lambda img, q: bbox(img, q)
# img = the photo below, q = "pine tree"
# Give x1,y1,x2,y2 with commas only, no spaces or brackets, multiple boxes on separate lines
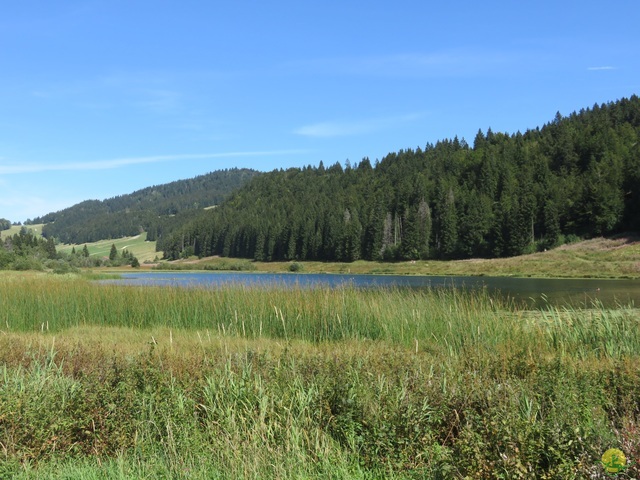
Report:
416,198,432,259
44,237,57,260
437,187,458,258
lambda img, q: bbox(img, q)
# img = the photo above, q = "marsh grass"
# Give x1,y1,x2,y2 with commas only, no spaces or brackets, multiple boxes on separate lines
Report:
1,275,510,348
1,274,639,478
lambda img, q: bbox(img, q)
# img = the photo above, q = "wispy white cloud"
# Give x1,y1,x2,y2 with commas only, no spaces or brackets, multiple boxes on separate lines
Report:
294,113,423,138
587,66,615,71
28,73,186,114
290,50,511,77
0,150,307,175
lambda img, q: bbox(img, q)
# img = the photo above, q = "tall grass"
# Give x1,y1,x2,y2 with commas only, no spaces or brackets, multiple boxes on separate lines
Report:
1,274,640,477
1,275,511,347
3,275,639,359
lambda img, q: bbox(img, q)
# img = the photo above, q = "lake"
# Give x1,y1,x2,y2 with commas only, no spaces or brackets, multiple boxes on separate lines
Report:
102,272,640,309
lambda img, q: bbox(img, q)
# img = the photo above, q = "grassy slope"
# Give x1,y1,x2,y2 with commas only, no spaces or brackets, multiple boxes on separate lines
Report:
169,235,640,279
0,224,44,239
57,232,159,263
1,225,157,265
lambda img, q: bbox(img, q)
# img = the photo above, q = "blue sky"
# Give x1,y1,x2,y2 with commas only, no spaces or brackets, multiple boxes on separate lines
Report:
1,0,638,222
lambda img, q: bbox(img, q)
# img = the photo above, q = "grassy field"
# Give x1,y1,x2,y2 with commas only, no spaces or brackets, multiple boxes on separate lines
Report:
1,226,157,263
0,223,44,239
56,232,160,263
162,235,640,279
0,273,639,478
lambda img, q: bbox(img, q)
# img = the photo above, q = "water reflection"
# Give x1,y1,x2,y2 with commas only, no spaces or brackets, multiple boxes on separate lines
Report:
102,272,640,309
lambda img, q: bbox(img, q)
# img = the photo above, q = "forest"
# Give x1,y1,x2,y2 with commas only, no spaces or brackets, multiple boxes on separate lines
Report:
159,96,640,262
33,168,260,244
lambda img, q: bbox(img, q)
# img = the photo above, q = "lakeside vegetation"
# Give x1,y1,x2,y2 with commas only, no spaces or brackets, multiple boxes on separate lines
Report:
157,235,640,279
1,273,639,478
3,216,639,280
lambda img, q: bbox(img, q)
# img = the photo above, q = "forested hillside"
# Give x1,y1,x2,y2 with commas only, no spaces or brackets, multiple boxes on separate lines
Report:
34,168,260,244
159,96,640,262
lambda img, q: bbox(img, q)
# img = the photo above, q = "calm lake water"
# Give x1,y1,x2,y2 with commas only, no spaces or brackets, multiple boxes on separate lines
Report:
103,272,640,309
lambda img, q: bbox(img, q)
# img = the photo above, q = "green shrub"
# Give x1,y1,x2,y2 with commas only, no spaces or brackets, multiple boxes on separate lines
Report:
288,262,303,272
11,257,44,271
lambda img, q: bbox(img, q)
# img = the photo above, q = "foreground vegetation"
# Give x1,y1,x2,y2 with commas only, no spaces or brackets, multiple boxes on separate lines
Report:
1,273,639,478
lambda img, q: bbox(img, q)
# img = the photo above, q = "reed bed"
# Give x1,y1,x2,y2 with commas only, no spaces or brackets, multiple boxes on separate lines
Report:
1,273,639,478
0,275,513,349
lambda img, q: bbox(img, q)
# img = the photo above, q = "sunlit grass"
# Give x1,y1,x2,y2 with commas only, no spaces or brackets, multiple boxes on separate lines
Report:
165,235,640,279
1,273,640,478
0,274,516,352
56,232,159,263
0,224,44,239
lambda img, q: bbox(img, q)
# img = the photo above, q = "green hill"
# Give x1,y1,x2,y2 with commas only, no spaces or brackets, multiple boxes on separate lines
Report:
32,168,260,245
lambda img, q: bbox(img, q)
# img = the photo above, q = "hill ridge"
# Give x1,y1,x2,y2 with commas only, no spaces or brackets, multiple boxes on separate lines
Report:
32,168,261,244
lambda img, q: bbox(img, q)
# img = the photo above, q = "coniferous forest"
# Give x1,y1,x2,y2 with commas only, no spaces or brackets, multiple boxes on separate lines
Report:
159,96,640,262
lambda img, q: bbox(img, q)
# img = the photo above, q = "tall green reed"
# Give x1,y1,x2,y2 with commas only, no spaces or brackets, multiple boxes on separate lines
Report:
536,303,640,359
0,275,518,351
2,274,638,361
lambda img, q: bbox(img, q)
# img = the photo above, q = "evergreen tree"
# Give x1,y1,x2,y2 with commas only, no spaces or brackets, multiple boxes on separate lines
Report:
436,187,458,258
416,198,432,259
44,237,57,260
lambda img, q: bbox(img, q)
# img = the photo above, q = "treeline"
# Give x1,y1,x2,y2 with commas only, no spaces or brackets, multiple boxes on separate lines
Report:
159,96,640,261
0,227,57,270
33,168,260,244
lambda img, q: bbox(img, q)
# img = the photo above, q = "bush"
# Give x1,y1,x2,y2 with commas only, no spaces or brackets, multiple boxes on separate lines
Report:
45,260,78,274
0,249,15,269
11,257,44,271
289,262,303,272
